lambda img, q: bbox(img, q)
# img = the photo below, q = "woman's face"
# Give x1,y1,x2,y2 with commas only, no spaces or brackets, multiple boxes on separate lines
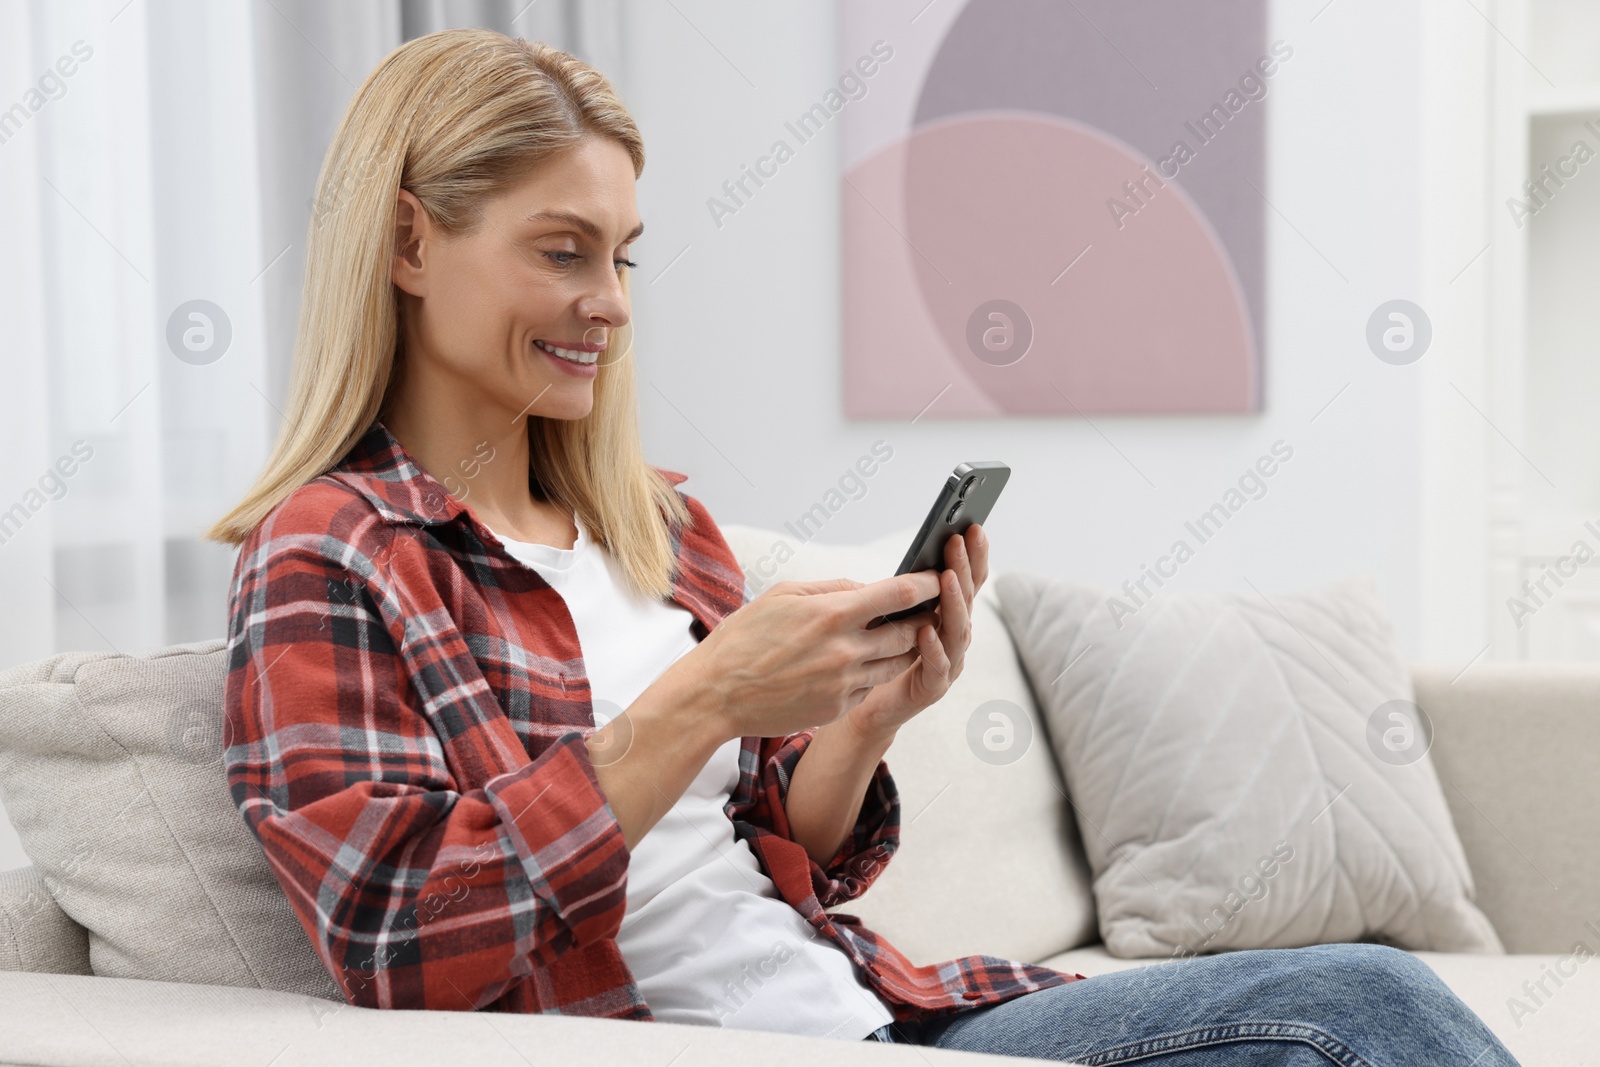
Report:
391,136,642,423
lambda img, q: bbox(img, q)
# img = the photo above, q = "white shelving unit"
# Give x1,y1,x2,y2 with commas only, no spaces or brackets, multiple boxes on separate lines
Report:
1490,0,1600,660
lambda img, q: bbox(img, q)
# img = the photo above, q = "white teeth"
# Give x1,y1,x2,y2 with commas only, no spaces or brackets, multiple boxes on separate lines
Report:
535,339,599,365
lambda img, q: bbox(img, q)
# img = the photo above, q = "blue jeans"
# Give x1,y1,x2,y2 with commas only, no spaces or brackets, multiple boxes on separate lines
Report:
863,944,1519,1065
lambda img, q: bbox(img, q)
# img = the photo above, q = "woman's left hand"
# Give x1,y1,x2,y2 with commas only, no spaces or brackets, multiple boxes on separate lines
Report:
841,523,988,744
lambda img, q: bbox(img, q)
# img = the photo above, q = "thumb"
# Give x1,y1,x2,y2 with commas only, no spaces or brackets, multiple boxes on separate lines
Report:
781,577,865,596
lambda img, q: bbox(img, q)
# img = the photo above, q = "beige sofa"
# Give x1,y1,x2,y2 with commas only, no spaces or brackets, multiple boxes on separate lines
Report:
0,524,1596,1067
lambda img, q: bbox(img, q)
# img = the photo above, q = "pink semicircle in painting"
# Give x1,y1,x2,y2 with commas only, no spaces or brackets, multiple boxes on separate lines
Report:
842,111,1258,417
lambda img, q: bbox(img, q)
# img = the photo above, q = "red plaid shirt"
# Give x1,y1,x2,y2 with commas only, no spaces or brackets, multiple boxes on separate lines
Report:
224,419,1079,1023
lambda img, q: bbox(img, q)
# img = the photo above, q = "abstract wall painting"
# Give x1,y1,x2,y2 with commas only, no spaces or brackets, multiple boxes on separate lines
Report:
841,0,1274,417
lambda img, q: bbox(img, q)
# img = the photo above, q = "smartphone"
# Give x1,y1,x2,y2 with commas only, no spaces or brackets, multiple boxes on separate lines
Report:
874,461,1010,626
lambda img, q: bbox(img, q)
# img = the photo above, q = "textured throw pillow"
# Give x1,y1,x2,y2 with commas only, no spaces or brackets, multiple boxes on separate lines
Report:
993,572,1503,959
720,524,1098,964
0,641,341,998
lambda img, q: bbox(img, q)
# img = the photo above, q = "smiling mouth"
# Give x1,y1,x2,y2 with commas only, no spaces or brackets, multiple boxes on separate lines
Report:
534,339,601,365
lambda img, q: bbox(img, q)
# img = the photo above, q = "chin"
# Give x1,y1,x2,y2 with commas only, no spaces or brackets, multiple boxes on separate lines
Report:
538,394,595,421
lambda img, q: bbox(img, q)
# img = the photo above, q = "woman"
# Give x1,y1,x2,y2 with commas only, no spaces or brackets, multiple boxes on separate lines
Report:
206,29,1518,1064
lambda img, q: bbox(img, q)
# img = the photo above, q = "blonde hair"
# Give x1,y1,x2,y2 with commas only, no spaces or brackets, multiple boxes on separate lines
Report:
202,28,690,599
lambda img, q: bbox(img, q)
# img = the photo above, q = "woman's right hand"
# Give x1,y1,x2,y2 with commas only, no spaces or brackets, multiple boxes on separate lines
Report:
675,573,944,741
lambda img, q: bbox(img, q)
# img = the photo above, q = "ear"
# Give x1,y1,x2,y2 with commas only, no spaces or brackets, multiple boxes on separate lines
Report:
392,188,431,297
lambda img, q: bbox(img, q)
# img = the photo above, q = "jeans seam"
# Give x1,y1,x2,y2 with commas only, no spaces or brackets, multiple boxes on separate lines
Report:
1078,1021,1379,1067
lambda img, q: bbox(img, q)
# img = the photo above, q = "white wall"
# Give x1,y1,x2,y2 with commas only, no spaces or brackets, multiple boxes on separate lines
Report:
624,0,1458,661
1418,0,1494,666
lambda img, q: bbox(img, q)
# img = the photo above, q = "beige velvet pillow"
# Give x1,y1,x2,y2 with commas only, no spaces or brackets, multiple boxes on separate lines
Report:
993,572,1503,959
0,641,341,998
719,524,1098,965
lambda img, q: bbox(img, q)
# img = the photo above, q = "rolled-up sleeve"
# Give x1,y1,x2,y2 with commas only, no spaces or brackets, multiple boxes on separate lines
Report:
224,518,629,1011
740,729,901,909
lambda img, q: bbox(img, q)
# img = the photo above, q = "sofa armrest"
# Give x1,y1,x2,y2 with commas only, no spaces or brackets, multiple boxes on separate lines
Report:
1413,663,1600,954
0,866,91,975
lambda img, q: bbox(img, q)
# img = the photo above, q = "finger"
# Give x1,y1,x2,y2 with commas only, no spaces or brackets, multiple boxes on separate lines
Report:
919,622,953,685
945,531,975,604
936,568,970,669
840,570,942,625
782,577,865,596
860,609,938,658
966,523,990,594
857,648,920,687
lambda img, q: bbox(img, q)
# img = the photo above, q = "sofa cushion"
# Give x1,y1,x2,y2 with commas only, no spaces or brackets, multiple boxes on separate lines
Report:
720,524,1098,965
994,572,1501,959
0,969,1077,1067
0,641,340,998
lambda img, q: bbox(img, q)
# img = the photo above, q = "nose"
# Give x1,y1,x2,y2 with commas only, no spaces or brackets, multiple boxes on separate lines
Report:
576,277,630,350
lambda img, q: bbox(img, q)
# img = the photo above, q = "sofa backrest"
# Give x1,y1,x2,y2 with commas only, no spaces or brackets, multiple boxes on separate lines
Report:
1413,663,1600,954
16,529,1585,981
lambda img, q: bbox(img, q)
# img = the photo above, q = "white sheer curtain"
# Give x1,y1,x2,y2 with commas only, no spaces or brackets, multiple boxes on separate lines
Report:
0,0,623,868
0,0,623,668
2,0,167,668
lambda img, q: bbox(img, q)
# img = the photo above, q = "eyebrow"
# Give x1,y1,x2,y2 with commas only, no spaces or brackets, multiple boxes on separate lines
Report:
522,210,644,244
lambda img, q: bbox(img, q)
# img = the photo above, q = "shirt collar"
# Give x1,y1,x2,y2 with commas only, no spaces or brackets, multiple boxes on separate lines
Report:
325,420,688,528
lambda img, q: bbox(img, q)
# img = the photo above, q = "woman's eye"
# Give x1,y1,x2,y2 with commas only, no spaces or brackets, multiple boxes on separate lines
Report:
543,251,636,271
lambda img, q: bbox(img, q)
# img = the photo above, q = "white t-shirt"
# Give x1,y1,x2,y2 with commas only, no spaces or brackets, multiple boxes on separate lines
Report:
484,515,895,1041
